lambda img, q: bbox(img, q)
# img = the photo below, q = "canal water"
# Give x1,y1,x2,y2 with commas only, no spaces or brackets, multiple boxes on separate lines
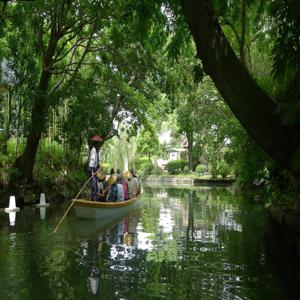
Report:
0,186,291,299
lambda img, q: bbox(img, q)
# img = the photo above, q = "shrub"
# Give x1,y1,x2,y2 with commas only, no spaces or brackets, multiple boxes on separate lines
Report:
142,162,154,176
166,160,187,175
218,162,231,178
211,165,219,178
183,166,189,174
135,157,149,170
152,165,163,175
0,153,14,186
196,164,207,175
135,157,151,175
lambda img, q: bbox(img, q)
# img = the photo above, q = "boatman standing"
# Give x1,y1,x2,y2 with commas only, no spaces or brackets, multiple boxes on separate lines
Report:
88,135,102,201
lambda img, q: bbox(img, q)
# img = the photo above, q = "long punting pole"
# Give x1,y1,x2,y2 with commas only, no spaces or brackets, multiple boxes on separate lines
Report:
53,175,93,233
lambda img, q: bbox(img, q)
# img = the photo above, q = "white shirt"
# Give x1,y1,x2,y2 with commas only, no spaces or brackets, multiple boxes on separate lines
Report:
88,146,99,168
117,183,124,202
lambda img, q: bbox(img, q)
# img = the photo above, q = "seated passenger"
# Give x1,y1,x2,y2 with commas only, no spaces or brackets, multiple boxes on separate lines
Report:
102,177,109,199
120,173,129,200
96,171,106,202
125,171,135,198
116,176,124,202
130,169,141,195
106,175,118,202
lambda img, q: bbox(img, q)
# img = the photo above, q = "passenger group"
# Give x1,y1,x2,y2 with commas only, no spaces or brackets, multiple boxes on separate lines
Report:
88,135,141,202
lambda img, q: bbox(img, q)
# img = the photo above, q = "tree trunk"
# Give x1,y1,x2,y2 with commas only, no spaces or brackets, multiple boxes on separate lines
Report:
182,0,300,173
187,133,193,171
13,94,50,183
1,91,11,154
13,27,59,184
240,0,247,68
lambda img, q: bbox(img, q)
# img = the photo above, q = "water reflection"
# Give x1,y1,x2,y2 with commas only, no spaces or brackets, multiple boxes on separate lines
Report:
73,215,140,297
39,207,46,220
87,239,101,295
0,186,283,299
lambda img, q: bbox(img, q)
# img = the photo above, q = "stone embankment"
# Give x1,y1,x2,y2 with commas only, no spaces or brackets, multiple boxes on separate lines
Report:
144,176,235,186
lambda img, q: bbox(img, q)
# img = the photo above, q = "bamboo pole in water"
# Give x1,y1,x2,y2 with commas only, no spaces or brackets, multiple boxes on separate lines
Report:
53,175,93,233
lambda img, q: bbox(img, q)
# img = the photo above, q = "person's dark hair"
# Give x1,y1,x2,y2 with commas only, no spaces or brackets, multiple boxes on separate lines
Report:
130,168,137,177
89,140,100,151
116,168,121,175
110,168,115,175
95,142,101,149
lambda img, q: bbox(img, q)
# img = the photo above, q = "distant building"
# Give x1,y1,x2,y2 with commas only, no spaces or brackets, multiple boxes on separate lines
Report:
156,130,188,169
168,148,186,161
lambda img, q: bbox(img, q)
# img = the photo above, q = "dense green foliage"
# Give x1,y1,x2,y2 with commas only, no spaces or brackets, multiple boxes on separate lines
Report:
0,0,300,207
0,139,86,202
166,160,187,175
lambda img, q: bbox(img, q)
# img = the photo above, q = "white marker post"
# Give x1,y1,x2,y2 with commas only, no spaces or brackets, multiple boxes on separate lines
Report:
5,196,20,212
36,193,50,207
8,212,16,226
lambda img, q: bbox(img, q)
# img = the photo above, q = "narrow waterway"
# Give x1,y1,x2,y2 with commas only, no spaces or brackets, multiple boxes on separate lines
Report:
0,186,292,299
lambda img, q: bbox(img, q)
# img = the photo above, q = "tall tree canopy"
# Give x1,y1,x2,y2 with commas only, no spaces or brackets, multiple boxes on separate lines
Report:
1,0,300,191
1,0,170,184
180,0,300,174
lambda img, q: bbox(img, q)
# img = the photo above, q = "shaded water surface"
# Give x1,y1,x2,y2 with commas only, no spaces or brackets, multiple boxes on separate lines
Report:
0,186,286,299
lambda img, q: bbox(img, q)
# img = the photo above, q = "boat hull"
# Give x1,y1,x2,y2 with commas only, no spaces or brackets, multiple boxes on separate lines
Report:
73,197,140,220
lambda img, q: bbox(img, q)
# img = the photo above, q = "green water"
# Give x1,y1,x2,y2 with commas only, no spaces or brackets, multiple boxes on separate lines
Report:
0,186,287,299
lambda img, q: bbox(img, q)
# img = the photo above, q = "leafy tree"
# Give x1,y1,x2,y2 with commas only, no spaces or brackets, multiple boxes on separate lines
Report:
137,126,160,163
180,0,300,176
3,0,170,184
5,0,108,183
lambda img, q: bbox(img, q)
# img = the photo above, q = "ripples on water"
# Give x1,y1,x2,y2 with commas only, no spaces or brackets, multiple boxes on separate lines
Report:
0,186,285,299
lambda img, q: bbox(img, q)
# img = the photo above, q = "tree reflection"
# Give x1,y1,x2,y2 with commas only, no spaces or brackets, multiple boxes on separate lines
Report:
0,186,281,299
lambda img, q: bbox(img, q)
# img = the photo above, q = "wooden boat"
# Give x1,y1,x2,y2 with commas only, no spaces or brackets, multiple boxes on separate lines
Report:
73,196,140,220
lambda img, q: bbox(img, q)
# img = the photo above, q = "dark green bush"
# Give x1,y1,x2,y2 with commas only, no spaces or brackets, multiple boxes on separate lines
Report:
34,144,86,189
135,157,149,170
142,162,154,176
211,165,219,178
218,162,231,178
152,165,164,175
166,160,187,175
0,153,14,186
196,164,207,175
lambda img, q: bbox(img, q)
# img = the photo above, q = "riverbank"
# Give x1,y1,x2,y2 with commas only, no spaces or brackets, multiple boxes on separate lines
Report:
0,141,87,207
0,172,87,208
143,175,235,186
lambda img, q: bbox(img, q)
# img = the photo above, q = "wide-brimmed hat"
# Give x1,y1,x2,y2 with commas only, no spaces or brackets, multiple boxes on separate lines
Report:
124,171,132,179
96,171,106,180
91,135,103,142
108,175,117,185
